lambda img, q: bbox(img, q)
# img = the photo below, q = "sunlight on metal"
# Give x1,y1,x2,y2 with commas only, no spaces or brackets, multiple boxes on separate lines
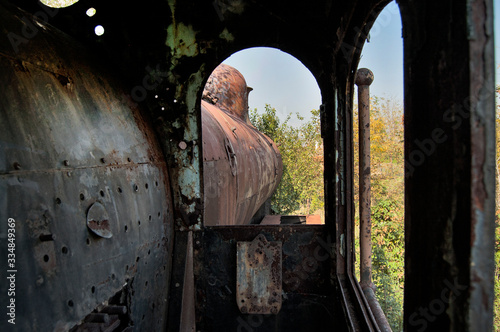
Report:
94,25,105,36
40,0,79,8
86,8,96,17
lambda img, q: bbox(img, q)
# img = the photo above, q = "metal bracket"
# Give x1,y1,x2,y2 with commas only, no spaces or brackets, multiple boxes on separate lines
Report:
236,234,282,315
86,202,112,238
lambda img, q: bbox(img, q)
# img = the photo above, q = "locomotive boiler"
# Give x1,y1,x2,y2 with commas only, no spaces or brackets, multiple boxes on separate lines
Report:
202,64,283,226
0,2,281,330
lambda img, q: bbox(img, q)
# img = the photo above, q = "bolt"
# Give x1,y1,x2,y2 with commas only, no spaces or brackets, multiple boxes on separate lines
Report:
36,275,44,286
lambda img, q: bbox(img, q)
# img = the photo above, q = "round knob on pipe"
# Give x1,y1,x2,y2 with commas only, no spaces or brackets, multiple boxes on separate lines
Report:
355,68,374,86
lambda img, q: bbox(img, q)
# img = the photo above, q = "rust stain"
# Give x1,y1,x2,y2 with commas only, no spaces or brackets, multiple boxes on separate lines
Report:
202,63,253,125
202,64,283,225
236,234,282,315
86,202,113,238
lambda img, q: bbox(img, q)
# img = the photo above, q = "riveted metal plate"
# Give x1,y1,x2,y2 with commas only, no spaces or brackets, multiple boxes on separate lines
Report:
236,234,282,315
86,202,112,238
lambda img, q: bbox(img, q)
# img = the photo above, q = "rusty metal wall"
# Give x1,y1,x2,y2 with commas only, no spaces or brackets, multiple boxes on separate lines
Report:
399,0,496,331
189,225,344,332
202,100,282,226
0,4,174,331
203,63,253,125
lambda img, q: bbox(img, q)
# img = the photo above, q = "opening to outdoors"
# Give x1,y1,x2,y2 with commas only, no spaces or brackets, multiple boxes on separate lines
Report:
352,2,404,330
201,47,323,227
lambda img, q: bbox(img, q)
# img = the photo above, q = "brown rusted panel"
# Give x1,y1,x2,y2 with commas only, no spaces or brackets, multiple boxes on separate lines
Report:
236,234,282,315
203,64,253,125
202,65,283,226
202,102,238,226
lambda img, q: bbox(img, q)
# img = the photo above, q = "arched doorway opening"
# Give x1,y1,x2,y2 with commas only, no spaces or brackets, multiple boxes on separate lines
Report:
201,47,324,226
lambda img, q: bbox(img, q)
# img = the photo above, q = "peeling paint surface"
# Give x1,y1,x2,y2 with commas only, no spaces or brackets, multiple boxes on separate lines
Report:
237,234,282,314
166,23,199,58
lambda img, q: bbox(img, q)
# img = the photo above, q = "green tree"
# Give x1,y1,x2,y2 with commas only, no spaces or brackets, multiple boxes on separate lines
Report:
371,199,404,331
250,105,324,215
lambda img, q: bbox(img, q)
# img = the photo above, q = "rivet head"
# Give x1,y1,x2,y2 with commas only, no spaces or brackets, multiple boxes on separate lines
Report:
36,275,44,286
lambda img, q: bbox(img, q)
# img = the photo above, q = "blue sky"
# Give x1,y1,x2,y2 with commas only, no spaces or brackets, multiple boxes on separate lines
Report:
223,1,499,124
223,47,322,124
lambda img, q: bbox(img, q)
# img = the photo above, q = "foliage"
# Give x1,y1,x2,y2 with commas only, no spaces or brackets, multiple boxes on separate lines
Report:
250,105,324,215
371,199,404,331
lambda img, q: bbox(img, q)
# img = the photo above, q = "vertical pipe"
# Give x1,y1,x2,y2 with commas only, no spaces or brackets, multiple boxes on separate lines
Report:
355,68,392,332
355,68,374,288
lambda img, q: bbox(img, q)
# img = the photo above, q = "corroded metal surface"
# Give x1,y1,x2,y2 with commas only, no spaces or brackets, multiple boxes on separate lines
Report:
355,68,391,331
236,234,282,314
467,0,496,330
86,202,112,239
203,63,253,124
202,65,283,226
0,5,174,331
400,0,495,331
192,225,340,332
355,68,373,288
